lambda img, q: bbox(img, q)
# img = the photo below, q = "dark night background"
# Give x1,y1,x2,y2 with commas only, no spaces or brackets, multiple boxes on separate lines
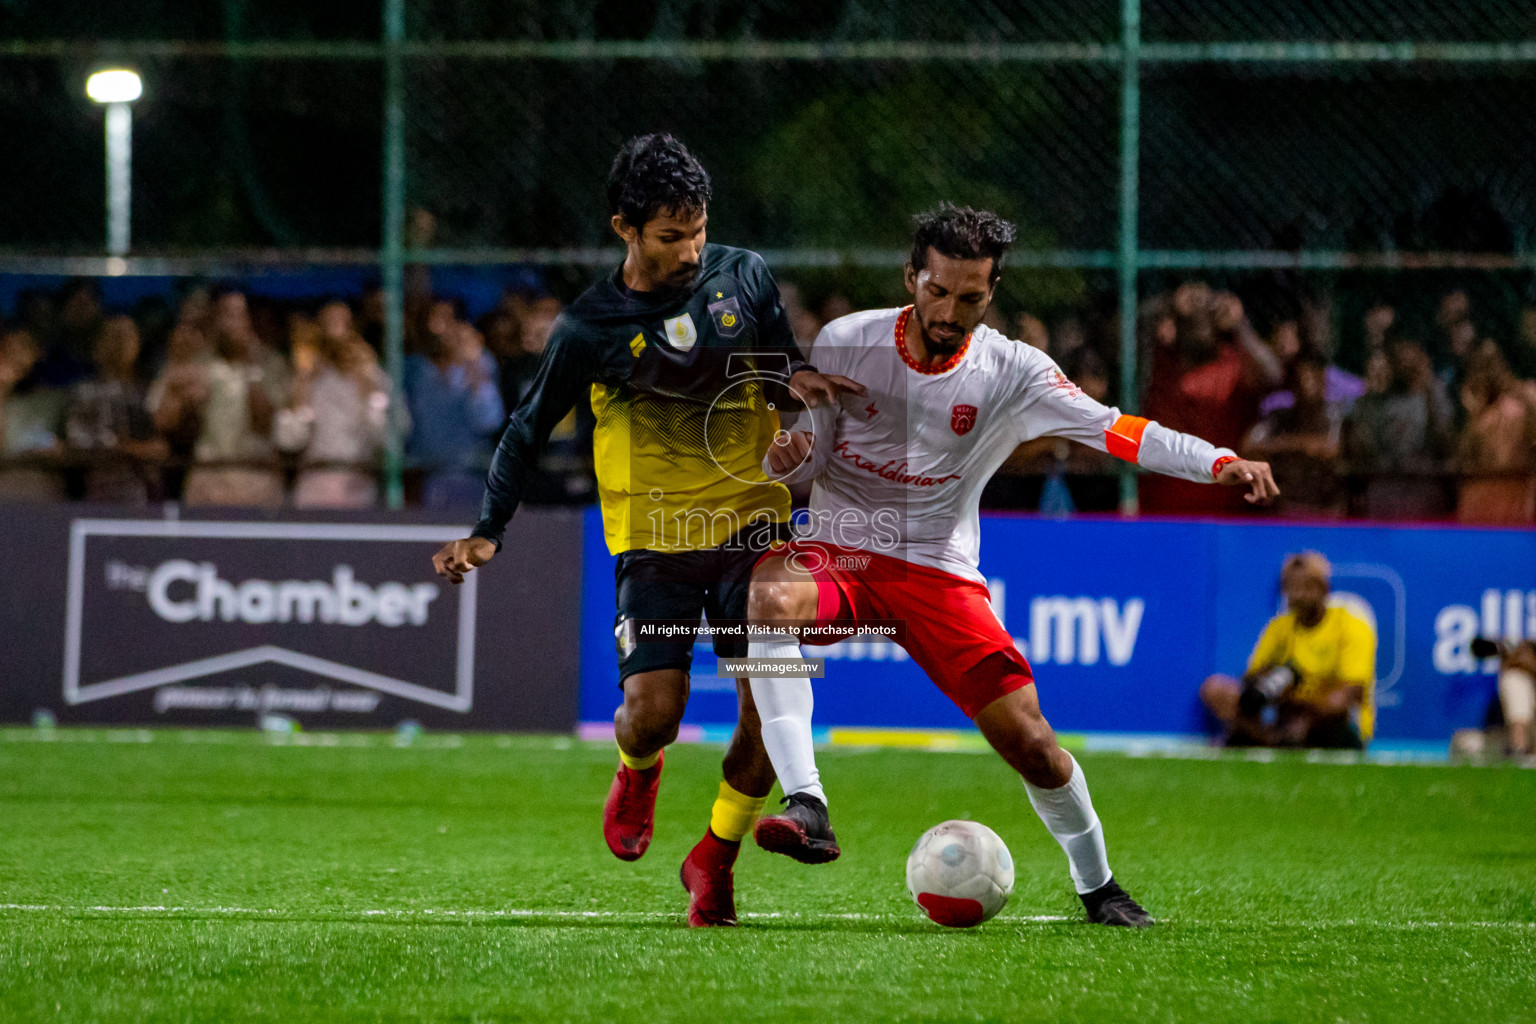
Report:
1,0,1534,258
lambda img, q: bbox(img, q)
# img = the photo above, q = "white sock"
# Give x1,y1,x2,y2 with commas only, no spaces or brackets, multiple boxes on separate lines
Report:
1023,752,1111,894
748,634,825,805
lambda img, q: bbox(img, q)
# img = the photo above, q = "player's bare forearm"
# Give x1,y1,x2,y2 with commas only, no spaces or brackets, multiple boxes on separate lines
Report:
1215,458,1279,505
431,537,497,585
767,429,815,477
789,368,866,407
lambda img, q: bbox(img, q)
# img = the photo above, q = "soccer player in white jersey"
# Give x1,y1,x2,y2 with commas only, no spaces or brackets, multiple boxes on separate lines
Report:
740,205,1278,926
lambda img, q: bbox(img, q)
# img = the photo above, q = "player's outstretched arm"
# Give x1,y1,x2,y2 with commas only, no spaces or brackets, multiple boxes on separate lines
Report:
1013,350,1278,505
473,321,592,550
1214,457,1279,505
432,537,497,585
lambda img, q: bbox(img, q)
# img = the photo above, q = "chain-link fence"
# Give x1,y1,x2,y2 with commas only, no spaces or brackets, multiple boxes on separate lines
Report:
3,0,1535,512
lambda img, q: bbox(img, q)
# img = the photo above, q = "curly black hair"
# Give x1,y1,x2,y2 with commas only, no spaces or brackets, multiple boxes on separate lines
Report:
606,134,712,230
909,204,1017,284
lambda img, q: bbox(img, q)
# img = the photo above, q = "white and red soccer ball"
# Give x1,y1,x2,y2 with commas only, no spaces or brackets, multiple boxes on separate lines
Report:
906,820,1014,927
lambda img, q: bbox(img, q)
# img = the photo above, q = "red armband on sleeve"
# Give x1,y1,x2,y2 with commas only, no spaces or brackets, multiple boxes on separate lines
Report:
1212,455,1238,480
1104,415,1149,463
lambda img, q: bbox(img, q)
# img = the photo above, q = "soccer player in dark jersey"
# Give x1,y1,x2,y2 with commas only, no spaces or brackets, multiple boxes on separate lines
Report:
431,134,863,926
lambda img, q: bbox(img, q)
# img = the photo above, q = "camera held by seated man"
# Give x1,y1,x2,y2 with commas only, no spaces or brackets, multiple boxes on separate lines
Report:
1201,551,1377,750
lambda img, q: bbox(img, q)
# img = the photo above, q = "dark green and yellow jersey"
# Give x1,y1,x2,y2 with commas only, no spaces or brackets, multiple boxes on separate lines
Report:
472,244,807,554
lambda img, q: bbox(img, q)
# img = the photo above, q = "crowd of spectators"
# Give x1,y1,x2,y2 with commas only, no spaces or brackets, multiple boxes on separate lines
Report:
983,278,1536,525
0,277,588,510
2,271,1534,524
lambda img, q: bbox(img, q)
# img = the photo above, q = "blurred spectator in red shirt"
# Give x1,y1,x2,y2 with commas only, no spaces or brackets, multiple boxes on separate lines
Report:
1139,282,1283,514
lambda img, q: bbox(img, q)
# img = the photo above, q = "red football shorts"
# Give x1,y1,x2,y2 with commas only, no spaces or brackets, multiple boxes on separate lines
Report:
757,540,1034,718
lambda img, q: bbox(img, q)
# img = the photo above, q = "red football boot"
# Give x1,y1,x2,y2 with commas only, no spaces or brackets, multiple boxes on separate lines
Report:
601,750,664,862
680,829,740,927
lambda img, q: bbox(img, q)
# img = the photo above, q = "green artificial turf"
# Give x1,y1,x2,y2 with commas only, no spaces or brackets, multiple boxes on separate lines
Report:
1,729,1533,1023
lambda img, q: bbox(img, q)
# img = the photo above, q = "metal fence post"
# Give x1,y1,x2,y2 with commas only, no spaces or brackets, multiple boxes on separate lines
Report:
1118,0,1142,515
381,0,406,509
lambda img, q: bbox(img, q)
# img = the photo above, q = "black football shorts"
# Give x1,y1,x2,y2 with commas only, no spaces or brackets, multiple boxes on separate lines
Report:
612,521,789,683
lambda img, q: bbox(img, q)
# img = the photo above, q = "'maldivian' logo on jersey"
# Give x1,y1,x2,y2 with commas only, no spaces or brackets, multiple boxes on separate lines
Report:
833,441,962,487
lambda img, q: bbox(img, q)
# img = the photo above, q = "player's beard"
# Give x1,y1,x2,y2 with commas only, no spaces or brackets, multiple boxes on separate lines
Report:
916,312,967,357
633,252,701,296
663,259,702,291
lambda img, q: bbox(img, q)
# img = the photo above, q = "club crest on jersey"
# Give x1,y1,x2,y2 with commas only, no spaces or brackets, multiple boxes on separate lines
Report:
951,404,978,436
708,296,745,337
663,312,698,351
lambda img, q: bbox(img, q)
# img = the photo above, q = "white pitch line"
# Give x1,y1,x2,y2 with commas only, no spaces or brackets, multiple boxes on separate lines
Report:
1,905,1533,929
0,903,1062,923
6,728,1533,769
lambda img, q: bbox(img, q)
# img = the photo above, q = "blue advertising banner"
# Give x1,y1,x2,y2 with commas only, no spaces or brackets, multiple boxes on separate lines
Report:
1207,522,1535,742
578,507,1536,745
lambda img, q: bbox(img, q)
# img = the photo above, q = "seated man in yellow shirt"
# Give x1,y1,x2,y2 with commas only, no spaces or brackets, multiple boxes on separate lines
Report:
1201,551,1377,750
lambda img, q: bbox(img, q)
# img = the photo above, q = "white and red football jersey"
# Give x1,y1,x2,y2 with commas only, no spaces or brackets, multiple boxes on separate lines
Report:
770,306,1236,583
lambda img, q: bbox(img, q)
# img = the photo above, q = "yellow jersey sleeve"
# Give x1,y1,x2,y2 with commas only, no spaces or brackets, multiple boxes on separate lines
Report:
1246,615,1291,676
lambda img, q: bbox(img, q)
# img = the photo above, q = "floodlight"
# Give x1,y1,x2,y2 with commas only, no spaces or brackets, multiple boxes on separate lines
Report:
86,69,143,104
